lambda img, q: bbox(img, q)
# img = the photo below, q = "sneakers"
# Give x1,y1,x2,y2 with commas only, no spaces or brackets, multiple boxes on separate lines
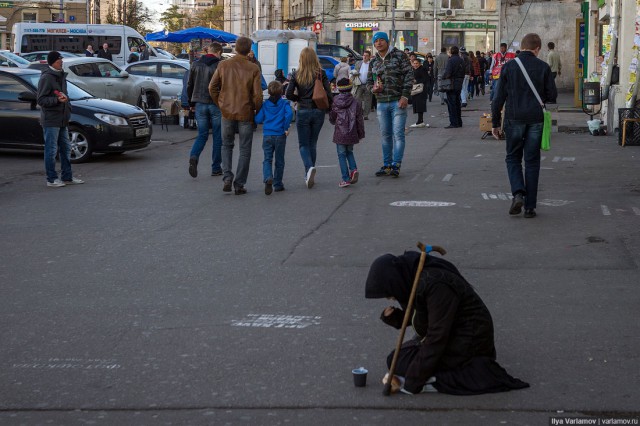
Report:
305,166,316,189
509,194,524,215
188,156,198,178
338,180,351,188
524,209,537,218
63,177,84,185
390,163,400,178
349,169,359,184
410,122,426,128
47,179,65,188
274,186,285,192
265,177,273,195
375,166,391,177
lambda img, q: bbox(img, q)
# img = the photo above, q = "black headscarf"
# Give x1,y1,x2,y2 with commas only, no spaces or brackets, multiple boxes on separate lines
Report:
365,251,463,306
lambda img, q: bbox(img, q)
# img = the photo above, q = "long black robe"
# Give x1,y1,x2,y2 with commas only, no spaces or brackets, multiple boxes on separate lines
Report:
365,251,529,395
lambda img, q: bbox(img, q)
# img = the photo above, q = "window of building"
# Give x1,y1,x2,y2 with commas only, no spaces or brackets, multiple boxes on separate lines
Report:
354,0,377,8
22,12,37,22
52,13,64,22
441,0,463,9
480,0,496,11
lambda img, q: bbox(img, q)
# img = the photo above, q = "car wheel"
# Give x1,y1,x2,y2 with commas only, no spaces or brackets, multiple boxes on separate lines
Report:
68,125,93,163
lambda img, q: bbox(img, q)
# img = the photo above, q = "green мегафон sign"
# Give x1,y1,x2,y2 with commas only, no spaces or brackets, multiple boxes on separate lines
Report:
0,1,15,7
442,22,497,30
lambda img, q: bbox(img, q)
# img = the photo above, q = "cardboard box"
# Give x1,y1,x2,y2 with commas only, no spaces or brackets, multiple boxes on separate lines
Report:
479,116,493,132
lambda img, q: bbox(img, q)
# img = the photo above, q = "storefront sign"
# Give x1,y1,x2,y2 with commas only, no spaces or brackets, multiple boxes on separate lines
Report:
24,28,88,34
345,22,379,31
0,1,14,7
441,22,497,30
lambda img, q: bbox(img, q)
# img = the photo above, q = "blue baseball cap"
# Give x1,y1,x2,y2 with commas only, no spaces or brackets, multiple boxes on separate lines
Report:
372,32,389,43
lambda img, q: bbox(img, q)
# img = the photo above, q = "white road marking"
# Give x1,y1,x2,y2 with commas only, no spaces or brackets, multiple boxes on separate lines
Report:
481,193,489,200
601,205,611,216
442,174,453,182
541,156,546,161
552,156,561,162
424,174,434,182
497,192,508,200
410,174,420,182
489,194,498,199
562,157,575,161
12,358,121,370
231,314,321,329
538,199,574,207
633,207,640,216
390,201,456,207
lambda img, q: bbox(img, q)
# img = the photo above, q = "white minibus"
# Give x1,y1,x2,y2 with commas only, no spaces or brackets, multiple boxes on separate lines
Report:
11,23,160,66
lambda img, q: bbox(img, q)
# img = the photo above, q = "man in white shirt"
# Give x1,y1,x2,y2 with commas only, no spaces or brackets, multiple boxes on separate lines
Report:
353,50,373,120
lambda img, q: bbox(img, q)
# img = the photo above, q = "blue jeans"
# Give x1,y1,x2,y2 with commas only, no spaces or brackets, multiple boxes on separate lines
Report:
490,78,499,102
376,101,408,166
445,89,462,127
336,144,357,182
221,118,253,188
296,108,325,175
190,103,222,173
263,134,286,189
504,120,543,210
43,127,72,182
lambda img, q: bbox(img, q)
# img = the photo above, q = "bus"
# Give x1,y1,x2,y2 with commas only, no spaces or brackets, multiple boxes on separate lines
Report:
11,23,160,66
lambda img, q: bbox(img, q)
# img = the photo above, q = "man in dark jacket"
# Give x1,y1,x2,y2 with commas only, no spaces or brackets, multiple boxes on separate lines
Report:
366,31,413,178
459,47,471,107
139,44,150,61
187,42,223,178
442,46,465,128
97,43,113,61
365,250,529,395
37,51,84,188
491,33,556,219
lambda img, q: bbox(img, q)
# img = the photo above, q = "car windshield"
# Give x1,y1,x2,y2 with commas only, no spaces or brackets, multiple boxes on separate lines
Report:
22,73,94,100
1,51,30,65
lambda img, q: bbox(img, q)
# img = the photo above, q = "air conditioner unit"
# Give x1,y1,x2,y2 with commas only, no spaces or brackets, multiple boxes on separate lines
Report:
404,11,415,19
444,8,455,17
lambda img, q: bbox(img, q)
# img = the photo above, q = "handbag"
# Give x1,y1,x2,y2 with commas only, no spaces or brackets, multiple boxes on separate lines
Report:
312,71,330,110
514,58,551,151
438,78,453,92
411,83,424,96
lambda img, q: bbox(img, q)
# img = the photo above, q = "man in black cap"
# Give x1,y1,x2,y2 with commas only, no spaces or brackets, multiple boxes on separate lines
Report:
36,51,84,187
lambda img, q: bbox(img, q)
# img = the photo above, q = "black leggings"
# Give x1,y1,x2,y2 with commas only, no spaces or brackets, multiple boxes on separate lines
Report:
417,112,424,124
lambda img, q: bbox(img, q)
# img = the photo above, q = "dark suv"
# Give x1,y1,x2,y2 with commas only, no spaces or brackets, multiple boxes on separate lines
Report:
316,44,362,65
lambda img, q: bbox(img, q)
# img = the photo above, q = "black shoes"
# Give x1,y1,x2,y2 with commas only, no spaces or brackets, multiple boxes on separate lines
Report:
274,186,285,192
509,194,524,215
390,164,400,178
234,186,247,195
524,209,536,218
223,180,232,192
211,170,223,176
375,166,391,177
189,157,198,178
444,125,458,129
265,178,273,195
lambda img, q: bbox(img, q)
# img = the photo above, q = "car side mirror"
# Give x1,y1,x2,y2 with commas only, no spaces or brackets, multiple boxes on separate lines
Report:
18,91,37,102
119,71,129,78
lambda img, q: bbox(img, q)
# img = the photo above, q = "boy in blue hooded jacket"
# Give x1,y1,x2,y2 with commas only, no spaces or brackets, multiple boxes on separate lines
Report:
255,80,293,195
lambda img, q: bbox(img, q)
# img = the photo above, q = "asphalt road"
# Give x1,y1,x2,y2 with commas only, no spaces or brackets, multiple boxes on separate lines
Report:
1,99,639,426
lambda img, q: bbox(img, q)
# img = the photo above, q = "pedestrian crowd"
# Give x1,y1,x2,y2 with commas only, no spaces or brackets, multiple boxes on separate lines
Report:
39,33,559,219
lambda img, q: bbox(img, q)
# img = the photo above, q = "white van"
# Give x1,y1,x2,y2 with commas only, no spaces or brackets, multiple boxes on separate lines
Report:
11,23,160,67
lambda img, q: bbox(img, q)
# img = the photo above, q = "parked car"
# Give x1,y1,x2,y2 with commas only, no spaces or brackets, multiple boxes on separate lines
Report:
0,50,32,68
318,55,355,82
124,59,189,100
20,51,80,62
316,44,362,65
0,68,152,163
57,57,161,108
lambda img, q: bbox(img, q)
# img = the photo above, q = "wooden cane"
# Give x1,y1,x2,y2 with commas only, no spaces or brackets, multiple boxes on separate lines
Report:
383,242,446,396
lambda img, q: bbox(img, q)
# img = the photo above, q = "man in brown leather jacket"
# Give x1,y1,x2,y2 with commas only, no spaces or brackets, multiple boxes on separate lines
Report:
209,36,263,195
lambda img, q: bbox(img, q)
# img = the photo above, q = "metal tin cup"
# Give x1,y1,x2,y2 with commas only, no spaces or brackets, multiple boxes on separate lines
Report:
352,367,368,387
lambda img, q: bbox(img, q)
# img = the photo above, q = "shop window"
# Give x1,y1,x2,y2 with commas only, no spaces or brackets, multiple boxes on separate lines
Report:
22,12,37,22
480,0,496,10
441,0,463,9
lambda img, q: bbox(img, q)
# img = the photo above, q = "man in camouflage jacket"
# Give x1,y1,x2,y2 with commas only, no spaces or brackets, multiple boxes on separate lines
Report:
366,31,414,178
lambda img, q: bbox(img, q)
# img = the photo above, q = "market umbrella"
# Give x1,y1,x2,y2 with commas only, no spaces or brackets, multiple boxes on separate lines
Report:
145,27,238,44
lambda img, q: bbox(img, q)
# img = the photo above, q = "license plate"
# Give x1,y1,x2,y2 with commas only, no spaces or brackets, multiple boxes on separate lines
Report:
136,127,150,137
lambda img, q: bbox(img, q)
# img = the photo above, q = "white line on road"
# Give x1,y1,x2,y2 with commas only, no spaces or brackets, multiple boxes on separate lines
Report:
481,193,489,200
411,174,420,182
498,192,508,200
425,174,434,182
390,201,456,207
562,157,576,161
632,207,640,216
442,174,453,182
601,205,611,216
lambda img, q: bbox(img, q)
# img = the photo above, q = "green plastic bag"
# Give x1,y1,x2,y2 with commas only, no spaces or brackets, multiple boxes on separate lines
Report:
541,110,551,151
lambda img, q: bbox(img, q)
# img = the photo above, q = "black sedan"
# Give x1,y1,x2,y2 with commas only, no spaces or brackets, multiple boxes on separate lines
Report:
0,68,152,163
